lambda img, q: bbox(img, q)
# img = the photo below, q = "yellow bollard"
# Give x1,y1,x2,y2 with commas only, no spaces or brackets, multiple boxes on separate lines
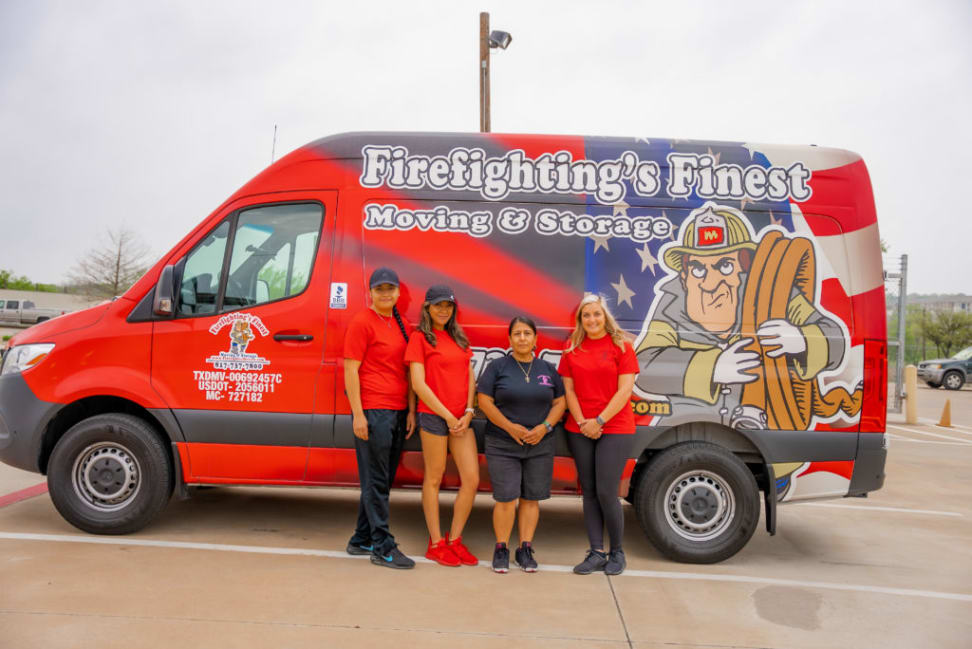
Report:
938,399,952,428
904,365,918,424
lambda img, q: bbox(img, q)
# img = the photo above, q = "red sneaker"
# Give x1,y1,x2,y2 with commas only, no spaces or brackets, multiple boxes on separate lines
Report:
446,534,479,566
425,537,461,567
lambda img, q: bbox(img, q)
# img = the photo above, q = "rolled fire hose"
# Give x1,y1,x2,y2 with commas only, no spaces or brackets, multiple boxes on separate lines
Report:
739,232,862,429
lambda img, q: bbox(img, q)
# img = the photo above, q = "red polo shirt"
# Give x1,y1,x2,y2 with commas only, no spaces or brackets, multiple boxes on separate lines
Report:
344,309,412,410
558,335,639,435
405,329,472,418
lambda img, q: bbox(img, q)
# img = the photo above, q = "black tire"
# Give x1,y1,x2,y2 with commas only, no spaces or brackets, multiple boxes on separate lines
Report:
943,371,965,391
926,382,941,389
47,413,173,534
634,442,759,564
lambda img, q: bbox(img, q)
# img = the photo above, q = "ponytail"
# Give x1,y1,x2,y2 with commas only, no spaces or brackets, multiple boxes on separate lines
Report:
392,305,409,343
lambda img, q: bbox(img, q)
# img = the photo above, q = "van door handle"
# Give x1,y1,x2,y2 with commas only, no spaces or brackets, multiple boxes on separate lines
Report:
273,333,313,342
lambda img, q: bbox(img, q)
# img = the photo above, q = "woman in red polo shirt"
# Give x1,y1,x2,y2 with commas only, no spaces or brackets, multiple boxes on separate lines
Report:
405,285,479,567
559,293,638,576
344,268,416,570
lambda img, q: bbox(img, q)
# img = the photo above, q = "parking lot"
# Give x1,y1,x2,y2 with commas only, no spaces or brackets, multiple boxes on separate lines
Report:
1,386,971,648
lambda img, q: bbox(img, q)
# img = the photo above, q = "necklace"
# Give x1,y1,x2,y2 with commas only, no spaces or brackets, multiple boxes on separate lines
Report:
372,307,394,329
513,355,534,383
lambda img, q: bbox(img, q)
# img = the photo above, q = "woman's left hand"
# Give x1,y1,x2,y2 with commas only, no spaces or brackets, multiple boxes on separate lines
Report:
522,424,546,445
405,410,416,439
450,411,473,435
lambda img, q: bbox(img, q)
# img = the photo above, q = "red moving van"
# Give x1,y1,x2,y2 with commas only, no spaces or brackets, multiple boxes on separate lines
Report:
0,132,887,563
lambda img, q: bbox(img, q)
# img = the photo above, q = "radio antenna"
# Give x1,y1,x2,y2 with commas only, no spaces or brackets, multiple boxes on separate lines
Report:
271,124,278,163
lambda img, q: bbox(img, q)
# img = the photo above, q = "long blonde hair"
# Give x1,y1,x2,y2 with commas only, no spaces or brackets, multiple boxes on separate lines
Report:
567,293,626,353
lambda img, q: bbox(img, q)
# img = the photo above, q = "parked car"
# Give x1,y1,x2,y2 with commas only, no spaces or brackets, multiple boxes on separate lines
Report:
917,345,972,390
0,300,64,325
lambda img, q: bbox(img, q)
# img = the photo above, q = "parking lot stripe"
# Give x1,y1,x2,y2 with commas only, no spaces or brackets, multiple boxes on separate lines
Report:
0,483,47,509
918,418,972,434
885,424,972,444
886,433,972,447
790,502,963,517
1,531,970,603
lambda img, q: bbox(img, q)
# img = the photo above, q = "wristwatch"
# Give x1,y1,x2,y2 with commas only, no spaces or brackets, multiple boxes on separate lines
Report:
543,421,553,433
595,415,606,427
464,407,475,415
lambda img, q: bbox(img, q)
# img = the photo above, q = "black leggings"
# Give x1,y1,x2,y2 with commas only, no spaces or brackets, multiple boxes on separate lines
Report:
567,432,633,552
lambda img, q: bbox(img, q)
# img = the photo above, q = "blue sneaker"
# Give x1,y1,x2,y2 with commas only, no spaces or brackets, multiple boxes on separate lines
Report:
370,546,416,569
346,541,374,556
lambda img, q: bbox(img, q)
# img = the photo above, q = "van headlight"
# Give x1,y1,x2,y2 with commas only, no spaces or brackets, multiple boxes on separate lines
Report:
1,344,55,375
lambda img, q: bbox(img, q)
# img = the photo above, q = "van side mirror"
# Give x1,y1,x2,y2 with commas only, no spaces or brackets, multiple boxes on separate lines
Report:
153,265,176,316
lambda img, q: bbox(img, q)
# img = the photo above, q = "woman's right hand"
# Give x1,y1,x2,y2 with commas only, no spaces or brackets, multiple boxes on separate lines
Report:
579,418,602,439
507,423,529,445
446,415,461,432
352,414,369,441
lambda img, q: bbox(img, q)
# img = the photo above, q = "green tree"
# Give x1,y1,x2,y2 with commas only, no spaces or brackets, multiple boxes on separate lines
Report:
0,269,58,292
920,310,972,358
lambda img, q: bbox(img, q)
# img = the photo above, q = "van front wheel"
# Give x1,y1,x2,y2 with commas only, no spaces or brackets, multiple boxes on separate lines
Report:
47,413,173,534
634,442,759,564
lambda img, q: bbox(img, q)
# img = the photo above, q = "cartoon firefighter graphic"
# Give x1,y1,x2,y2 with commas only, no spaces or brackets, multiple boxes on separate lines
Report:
634,202,861,430
229,319,255,356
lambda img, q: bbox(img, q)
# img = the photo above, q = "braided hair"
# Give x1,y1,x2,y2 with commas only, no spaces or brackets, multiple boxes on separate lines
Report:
391,305,409,343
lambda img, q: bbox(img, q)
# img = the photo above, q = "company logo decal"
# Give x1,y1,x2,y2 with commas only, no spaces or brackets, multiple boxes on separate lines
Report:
206,312,271,371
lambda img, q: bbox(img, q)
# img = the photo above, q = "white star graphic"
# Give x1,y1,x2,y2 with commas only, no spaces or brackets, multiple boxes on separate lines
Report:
611,273,636,309
769,209,782,226
613,200,629,217
591,234,611,254
636,243,658,274
706,147,722,165
635,136,651,145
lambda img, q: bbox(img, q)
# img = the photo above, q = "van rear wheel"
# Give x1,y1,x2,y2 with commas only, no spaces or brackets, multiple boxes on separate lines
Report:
634,442,759,564
47,413,173,534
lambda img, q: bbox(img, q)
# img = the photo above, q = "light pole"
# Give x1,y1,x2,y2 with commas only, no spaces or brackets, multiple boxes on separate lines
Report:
479,12,512,133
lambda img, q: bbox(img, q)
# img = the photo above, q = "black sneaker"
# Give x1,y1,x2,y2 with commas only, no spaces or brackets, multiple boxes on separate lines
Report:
346,541,374,556
573,549,608,575
370,546,415,569
492,543,510,573
515,542,538,572
605,548,626,576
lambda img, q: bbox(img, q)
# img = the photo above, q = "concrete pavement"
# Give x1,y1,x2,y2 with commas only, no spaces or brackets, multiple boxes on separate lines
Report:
1,395,971,648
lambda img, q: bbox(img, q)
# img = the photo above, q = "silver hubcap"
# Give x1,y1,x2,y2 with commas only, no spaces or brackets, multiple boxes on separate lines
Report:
664,470,735,542
72,442,141,512
945,374,962,389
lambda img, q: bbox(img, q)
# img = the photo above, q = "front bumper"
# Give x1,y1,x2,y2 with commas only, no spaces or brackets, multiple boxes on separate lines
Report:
0,373,60,473
917,367,945,383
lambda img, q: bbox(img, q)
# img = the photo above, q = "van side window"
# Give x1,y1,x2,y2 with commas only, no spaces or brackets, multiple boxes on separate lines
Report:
180,221,230,315
24,301,35,309
222,203,323,309
6,301,18,309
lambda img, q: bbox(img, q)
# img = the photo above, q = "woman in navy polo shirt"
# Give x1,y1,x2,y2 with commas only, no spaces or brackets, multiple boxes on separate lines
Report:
478,316,565,573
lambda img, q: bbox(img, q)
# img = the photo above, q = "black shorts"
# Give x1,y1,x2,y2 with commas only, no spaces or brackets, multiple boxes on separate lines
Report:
418,412,450,437
485,434,554,502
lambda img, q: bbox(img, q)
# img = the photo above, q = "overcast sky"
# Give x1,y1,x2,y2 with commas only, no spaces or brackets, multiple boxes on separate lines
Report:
1,0,969,294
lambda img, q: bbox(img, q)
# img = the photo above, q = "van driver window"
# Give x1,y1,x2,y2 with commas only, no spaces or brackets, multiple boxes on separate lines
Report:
179,221,230,315
222,203,322,310
6,301,18,309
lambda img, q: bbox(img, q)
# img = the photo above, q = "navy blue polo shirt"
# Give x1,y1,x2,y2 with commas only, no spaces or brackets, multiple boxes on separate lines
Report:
477,354,565,439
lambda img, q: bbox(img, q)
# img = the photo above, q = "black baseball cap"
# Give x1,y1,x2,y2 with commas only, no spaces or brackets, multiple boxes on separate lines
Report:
369,267,400,288
424,284,456,304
